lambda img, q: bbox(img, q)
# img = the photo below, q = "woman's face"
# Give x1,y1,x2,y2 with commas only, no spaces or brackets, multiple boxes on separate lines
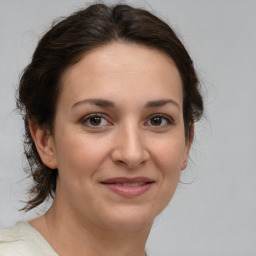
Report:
48,42,191,231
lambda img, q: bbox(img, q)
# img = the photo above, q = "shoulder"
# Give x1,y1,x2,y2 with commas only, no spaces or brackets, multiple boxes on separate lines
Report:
0,222,25,256
0,222,58,256
145,249,153,256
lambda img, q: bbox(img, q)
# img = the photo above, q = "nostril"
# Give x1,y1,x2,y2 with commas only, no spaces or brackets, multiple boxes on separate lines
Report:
115,159,127,166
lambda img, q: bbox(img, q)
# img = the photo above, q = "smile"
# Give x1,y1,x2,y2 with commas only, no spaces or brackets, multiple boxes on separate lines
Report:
116,182,147,187
100,177,155,197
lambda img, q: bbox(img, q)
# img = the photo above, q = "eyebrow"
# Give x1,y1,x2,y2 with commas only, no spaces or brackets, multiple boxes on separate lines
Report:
72,98,115,109
72,98,180,110
145,99,180,110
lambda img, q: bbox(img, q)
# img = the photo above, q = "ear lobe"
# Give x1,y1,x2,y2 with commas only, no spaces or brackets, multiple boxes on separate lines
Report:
181,123,194,171
29,120,57,169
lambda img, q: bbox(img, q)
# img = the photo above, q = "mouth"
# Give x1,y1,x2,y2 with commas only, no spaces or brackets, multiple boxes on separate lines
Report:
100,177,155,197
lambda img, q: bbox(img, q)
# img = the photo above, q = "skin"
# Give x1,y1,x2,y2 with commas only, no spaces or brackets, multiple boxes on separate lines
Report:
29,42,192,256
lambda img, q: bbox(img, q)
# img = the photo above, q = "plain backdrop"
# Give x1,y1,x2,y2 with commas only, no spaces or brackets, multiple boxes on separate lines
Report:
0,0,255,255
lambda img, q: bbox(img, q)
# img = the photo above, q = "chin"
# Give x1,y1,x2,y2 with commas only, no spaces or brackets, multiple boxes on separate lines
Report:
97,205,158,232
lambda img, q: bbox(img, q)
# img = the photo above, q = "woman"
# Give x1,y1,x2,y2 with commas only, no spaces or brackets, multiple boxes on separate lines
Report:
0,3,203,256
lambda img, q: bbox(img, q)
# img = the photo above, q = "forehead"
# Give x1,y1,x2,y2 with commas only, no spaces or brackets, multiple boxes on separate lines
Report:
59,42,183,109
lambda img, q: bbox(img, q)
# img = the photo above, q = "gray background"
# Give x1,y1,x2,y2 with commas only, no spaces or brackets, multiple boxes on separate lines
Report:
1,0,255,255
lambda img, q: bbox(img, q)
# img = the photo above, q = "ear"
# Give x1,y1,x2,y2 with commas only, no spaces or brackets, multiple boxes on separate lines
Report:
29,120,57,169
181,123,194,171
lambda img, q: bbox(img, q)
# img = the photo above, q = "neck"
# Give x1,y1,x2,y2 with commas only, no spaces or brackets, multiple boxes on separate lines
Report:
30,201,152,256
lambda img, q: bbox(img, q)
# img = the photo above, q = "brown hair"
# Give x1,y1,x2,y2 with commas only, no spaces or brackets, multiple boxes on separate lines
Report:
17,3,203,211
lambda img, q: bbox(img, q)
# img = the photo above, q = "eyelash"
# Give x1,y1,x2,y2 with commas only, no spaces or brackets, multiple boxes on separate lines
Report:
145,114,174,128
81,113,174,129
81,113,111,128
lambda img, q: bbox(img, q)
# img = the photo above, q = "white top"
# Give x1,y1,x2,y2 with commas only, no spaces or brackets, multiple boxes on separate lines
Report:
0,221,58,256
0,221,151,256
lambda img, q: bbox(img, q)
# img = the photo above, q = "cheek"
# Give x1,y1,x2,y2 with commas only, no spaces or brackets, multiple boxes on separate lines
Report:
151,134,186,196
53,133,112,210
54,132,111,179
151,134,186,173
145,137,185,216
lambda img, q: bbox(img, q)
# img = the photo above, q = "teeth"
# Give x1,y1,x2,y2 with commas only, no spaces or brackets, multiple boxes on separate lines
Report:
119,182,146,187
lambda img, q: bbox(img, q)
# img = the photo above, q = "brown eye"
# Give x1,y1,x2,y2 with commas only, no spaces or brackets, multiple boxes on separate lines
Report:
146,114,173,128
150,116,163,126
82,114,110,128
89,116,102,126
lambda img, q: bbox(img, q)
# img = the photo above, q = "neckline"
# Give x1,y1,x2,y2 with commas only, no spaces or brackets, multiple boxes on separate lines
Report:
21,221,150,256
17,221,59,255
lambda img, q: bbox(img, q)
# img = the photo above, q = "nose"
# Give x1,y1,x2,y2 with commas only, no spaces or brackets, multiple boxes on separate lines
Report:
111,123,149,169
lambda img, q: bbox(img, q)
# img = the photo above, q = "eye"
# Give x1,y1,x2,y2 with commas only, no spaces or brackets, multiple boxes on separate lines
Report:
145,114,173,127
81,114,111,128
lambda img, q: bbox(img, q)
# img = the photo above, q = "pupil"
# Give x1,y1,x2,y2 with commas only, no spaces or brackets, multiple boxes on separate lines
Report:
90,116,101,125
151,116,162,125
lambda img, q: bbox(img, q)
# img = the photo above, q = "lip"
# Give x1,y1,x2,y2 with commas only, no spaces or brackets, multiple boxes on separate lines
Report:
100,177,155,197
